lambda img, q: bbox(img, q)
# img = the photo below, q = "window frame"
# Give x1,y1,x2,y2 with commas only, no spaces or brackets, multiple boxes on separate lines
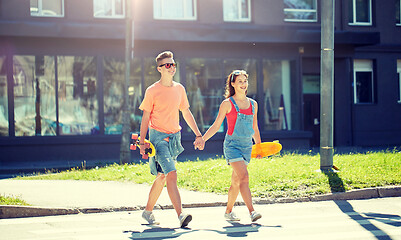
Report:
353,59,375,104
93,0,125,19
153,0,197,21
283,0,318,23
223,0,252,23
30,0,65,18
348,0,372,26
397,59,401,103
397,0,401,26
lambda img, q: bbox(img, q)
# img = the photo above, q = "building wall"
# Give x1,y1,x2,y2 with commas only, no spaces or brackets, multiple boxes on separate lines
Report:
0,0,400,165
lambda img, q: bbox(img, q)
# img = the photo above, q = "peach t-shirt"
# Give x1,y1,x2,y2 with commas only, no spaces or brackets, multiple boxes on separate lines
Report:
139,81,190,134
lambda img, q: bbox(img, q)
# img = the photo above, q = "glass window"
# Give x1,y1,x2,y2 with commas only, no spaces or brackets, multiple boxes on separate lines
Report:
153,0,196,20
223,0,251,22
353,59,374,104
93,0,125,18
13,56,57,136
302,75,320,94
284,0,317,22
30,0,64,17
397,59,401,103
57,56,98,135
143,58,159,90
0,56,8,136
103,58,125,135
129,59,143,132
186,58,225,133
263,60,292,130
397,0,401,25
348,0,372,26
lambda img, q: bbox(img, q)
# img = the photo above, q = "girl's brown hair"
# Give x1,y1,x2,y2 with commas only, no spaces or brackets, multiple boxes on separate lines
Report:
224,70,248,99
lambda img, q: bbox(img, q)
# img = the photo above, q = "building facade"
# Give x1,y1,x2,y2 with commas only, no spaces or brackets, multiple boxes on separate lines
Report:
1,0,400,163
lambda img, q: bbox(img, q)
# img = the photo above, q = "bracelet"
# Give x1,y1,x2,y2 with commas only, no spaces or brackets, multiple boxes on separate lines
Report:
195,136,202,138
139,143,145,145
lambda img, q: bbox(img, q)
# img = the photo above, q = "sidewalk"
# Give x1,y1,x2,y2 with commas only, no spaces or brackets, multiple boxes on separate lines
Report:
1,179,400,219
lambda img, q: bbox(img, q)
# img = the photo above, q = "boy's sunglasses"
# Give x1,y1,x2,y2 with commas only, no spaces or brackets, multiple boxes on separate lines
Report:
159,63,177,69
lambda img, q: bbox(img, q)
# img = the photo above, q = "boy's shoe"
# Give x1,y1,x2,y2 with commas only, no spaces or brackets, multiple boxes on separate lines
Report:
179,213,192,228
142,210,159,225
224,212,240,221
250,211,262,222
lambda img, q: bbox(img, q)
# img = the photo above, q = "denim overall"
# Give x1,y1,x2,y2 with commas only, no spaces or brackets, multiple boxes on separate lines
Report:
223,97,255,165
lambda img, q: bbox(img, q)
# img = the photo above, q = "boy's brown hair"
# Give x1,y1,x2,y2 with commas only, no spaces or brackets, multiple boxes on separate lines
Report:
155,51,174,66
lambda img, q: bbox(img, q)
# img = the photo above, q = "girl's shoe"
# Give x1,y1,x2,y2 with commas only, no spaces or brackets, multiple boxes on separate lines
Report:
224,211,240,221
142,210,160,225
179,212,192,228
250,211,262,222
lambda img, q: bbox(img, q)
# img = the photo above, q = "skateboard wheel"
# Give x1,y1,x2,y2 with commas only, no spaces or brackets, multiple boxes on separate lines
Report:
130,144,136,150
131,133,138,140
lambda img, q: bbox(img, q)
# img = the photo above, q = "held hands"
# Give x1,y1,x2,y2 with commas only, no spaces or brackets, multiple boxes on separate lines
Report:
193,136,205,150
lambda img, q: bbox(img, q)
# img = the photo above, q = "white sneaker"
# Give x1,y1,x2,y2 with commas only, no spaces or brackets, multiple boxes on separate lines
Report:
250,211,262,222
179,213,192,228
142,210,159,225
224,212,240,221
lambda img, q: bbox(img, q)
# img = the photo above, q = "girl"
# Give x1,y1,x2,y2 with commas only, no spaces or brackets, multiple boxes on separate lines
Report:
201,70,262,222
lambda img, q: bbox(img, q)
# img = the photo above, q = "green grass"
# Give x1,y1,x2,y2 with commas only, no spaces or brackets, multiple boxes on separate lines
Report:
0,194,30,206
17,149,401,199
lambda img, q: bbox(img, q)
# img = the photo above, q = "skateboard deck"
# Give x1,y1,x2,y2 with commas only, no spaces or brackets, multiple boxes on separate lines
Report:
251,141,282,158
130,133,156,159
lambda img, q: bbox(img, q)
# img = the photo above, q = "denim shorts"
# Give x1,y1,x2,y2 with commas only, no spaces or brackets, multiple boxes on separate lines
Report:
154,140,177,175
223,136,252,165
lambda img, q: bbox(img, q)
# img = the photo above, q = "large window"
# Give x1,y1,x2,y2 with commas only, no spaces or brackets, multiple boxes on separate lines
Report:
153,0,196,20
103,58,125,134
13,56,57,136
397,0,401,26
30,0,64,17
223,0,251,22
93,0,125,18
263,60,291,130
353,59,374,104
398,60,401,103
57,56,98,135
0,56,7,136
284,0,317,22
186,59,224,133
128,59,143,133
348,0,372,26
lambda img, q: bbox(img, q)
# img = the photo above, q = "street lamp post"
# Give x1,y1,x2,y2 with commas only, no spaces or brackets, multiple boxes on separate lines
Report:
320,0,335,171
120,0,133,164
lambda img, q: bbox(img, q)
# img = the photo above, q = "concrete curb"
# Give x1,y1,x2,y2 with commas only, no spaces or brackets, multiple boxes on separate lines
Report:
1,186,400,219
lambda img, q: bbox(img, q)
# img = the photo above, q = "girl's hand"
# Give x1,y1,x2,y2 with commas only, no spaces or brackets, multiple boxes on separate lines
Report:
193,136,205,150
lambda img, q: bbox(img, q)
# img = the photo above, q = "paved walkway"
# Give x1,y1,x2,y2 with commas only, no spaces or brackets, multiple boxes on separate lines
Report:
1,179,400,219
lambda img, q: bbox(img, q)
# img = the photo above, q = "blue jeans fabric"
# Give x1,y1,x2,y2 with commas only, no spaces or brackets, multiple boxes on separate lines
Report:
148,128,184,175
223,97,255,165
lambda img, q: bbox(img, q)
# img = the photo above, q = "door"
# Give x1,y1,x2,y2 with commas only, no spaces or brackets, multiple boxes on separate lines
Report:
303,75,320,147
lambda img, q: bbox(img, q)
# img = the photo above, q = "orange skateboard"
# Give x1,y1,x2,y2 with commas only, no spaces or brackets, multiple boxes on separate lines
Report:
251,141,282,158
130,133,156,159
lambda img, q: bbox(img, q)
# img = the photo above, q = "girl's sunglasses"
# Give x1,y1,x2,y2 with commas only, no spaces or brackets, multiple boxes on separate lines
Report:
231,70,247,82
159,63,177,69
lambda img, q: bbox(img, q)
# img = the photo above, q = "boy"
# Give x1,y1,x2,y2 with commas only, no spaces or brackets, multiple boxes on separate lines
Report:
138,51,204,228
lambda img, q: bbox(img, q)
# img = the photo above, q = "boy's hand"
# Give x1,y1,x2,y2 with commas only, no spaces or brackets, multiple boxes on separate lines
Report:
139,143,146,156
193,136,205,150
